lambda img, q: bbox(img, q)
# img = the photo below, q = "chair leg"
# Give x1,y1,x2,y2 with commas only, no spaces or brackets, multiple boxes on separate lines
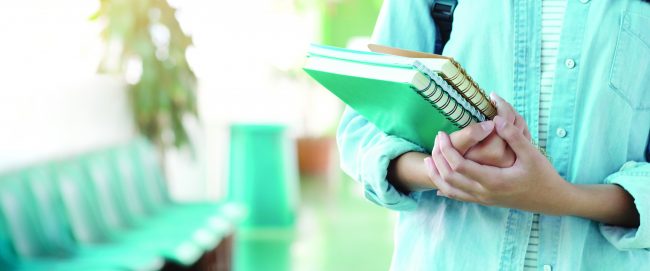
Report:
160,234,234,271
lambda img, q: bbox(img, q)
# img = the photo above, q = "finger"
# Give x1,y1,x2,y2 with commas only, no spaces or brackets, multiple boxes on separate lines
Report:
438,131,468,172
490,92,516,124
425,156,452,193
433,134,485,194
430,147,480,202
436,185,480,203
514,113,532,141
494,115,536,161
449,121,495,155
423,156,440,182
431,135,454,190
463,131,516,167
438,131,500,184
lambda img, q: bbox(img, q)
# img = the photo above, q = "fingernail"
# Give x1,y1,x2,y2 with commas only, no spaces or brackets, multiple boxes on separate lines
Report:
490,92,499,102
436,191,443,196
480,121,493,132
494,116,506,130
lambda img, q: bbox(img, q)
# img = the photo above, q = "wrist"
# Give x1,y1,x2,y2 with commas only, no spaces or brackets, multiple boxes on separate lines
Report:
387,152,436,193
554,181,582,217
540,176,579,216
562,184,640,227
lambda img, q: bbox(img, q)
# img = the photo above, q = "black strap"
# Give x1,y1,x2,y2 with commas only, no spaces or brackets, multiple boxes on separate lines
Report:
431,0,458,52
646,130,650,162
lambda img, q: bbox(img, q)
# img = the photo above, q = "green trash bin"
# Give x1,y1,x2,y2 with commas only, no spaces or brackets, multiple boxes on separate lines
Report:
228,124,299,228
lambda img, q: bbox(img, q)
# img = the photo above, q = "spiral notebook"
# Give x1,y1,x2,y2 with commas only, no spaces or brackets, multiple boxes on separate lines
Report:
303,44,496,151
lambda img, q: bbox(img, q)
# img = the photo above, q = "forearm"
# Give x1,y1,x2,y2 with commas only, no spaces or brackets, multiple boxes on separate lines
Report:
387,152,437,193
563,184,640,228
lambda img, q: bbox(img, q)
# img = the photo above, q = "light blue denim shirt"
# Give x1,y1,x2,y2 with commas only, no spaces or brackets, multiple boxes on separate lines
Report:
336,0,650,270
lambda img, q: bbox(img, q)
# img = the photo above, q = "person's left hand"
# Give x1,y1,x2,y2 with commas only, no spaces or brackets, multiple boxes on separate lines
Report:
425,115,573,214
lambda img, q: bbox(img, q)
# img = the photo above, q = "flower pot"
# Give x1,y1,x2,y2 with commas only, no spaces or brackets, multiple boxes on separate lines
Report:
296,137,335,176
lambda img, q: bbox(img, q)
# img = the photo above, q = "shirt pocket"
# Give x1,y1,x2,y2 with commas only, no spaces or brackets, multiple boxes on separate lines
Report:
609,12,650,111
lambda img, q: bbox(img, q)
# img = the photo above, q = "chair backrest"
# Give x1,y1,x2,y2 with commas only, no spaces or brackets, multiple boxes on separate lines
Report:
23,165,79,256
0,222,17,270
131,139,172,210
0,188,19,271
56,161,113,244
0,173,48,258
111,146,149,218
82,152,136,229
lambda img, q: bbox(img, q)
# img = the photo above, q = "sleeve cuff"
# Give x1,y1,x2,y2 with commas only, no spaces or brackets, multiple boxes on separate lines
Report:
359,133,426,211
600,161,650,250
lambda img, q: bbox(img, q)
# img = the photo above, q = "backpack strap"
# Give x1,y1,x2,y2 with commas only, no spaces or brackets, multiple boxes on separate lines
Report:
646,131,650,162
431,0,458,52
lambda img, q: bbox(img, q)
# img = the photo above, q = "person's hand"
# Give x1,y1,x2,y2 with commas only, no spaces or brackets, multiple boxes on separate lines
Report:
450,122,513,168
448,93,530,168
448,122,512,167
426,115,571,214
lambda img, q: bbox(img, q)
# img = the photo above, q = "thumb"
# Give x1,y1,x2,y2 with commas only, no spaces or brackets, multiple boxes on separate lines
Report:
449,121,494,155
494,115,534,159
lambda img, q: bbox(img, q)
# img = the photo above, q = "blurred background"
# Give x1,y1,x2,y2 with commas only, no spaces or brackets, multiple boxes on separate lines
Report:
0,0,395,270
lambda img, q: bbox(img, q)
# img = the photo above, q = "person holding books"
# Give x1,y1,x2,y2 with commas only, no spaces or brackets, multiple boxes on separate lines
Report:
336,0,650,270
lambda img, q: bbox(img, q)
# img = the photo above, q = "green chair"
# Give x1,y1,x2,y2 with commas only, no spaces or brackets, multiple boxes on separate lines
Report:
0,171,133,271
110,146,231,243
22,165,165,271
128,139,245,231
98,147,223,251
55,161,204,266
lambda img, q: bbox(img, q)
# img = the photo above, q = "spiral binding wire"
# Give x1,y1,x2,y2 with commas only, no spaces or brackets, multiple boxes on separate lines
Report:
411,79,475,129
414,62,486,123
446,60,497,118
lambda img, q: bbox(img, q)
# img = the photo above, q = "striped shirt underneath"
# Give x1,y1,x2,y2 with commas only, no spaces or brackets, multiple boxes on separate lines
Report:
525,0,567,270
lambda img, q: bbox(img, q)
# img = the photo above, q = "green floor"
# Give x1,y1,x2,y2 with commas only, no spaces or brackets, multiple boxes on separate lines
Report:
234,173,395,271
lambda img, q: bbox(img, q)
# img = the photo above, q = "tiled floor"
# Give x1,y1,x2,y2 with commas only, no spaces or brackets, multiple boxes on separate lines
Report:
234,173,395,271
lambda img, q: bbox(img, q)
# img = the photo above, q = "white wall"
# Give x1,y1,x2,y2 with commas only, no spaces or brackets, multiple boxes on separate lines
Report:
0,0,136,172
0,75,136,172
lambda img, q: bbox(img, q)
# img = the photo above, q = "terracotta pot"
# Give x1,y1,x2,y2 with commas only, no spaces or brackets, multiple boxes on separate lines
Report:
296,137,335,176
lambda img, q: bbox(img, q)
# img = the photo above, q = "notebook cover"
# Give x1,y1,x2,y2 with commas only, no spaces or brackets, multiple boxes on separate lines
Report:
368,43,497,118
303,67,459,151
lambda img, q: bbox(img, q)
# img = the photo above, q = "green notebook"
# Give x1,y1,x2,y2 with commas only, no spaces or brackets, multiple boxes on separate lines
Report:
303,44,489,151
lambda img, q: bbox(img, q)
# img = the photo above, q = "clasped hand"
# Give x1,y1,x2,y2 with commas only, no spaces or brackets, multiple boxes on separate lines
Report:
425,93,569,213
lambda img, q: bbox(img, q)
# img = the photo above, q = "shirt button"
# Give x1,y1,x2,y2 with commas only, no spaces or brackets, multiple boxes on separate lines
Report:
579,0,590,3
565,58,576,69
556,128,567,138
543,265,553,271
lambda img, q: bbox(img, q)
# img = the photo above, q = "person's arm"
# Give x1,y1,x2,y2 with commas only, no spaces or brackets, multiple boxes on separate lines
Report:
387,93,526,193
387,152,432,193
335,0,438,211
595,161,650,249
337,107,426,211
429,113,650,248
566,183,639,227
387,121,514,193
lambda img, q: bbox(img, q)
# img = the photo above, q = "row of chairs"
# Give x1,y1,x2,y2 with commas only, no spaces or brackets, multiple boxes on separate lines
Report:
0,139,244,271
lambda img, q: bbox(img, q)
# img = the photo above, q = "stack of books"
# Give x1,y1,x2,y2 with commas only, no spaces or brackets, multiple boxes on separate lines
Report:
303,44,496,151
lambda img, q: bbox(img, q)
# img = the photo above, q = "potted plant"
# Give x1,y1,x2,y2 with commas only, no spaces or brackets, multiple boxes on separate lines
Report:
92,0,197,156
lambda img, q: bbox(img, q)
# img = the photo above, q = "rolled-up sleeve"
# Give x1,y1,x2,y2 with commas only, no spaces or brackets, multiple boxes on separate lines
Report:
337,107,425,210
600,161,650,250
334,0,437,211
